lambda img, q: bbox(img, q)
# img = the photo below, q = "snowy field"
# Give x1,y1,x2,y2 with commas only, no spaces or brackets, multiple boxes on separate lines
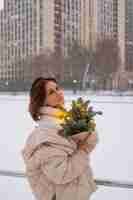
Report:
0,91,133,200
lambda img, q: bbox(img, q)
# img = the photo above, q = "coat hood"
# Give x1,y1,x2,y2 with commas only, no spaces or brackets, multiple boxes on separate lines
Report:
22,106,76,162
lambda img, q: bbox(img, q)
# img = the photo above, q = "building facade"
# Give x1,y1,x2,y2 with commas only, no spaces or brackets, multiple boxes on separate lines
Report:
0,10,5,80
0,0,97,80
97,0,114,38
125,0,133,72
63,0,81,55
115,0,133,88
1,0,37,80
1,0,132,83
80,0,97,50
0,0,62,80
97,0,133,88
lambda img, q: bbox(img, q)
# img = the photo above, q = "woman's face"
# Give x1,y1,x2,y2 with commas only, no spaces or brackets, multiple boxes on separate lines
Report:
45,81,64,108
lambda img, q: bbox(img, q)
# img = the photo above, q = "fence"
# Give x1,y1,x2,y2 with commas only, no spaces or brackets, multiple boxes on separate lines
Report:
0,169,133,189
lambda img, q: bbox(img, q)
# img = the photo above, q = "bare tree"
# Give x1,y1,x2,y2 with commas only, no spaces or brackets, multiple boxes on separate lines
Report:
49,51,64,81
23,49,64,82
64,41,92,83
93,36,121,89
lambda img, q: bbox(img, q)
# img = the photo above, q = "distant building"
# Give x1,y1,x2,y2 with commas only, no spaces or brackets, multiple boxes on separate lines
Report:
97,0,114,38
115,0,133,88
80,0,97,50
1,0,37,80
0,0,133,85
97,0,133,88
63,0,81,55
0,0,98,80
125,0,133,72
0,10,5,80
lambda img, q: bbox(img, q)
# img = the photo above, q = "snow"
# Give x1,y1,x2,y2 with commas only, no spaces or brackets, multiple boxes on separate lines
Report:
0,92,133,200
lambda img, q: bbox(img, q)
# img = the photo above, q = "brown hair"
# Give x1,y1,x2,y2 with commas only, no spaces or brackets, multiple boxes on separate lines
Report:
29,77,57,121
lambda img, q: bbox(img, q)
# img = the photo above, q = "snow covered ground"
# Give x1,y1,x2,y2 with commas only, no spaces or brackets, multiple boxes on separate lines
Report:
0,92,133,200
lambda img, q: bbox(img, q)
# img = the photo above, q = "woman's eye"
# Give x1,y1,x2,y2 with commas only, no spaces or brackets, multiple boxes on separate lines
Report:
48,86,60,95
48,90,55,95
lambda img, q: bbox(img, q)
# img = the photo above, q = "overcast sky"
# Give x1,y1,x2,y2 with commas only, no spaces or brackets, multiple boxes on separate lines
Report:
0,1,3,10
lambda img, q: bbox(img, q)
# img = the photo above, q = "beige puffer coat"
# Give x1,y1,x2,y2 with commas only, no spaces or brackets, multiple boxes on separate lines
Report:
22,106,99,200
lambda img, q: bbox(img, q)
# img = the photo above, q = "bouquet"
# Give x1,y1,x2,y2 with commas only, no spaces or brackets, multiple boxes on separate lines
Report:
57,97,102,139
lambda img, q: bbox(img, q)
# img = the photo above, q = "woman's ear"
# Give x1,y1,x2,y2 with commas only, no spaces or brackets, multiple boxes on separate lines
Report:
28,98,32,112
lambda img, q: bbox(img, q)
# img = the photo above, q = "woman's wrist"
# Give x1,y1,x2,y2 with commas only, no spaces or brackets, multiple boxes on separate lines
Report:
77,141,89,153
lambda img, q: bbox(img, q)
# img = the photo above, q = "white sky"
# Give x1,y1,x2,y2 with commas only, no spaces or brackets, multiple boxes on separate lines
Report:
0,1,3,10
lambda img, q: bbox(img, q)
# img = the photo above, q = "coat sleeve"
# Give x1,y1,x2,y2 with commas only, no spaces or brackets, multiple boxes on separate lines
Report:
70,131,99,154
36,144,89,185
85,131,99,154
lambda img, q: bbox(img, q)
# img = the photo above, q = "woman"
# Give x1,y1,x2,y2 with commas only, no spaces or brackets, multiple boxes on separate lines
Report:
22,77,99,200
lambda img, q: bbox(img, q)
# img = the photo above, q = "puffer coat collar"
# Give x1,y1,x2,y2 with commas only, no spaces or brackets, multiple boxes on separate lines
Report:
36,105,64,130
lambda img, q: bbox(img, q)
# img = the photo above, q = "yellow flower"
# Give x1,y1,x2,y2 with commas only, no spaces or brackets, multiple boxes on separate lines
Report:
80,108,85,112
90,120,96,129
56,110,67,120
90,119,95,123
66,116,71,120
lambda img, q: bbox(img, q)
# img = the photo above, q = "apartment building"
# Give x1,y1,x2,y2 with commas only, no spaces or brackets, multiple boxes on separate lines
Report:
0,0,96,80
125,0,133,72
1,0,36,80
80,0,97,50
0,10,5,80
97,0,115,38
97,0,133,88
0,0,64,80
115,0,132,73
62,0,84,56
1,0,132,83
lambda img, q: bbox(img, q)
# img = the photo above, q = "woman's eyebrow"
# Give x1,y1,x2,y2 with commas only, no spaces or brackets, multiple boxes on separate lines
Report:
48,85,58,90
48,87,56,91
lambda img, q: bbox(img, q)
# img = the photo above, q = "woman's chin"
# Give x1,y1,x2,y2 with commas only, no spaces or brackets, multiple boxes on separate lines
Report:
56,102,64,108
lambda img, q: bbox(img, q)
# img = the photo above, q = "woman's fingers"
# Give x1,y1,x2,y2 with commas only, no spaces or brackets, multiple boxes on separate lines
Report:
71,131,91,142
78,143,90,153
87,132,97,143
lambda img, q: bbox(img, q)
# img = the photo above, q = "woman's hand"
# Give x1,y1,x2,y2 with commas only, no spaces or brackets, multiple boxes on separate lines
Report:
74,132,98,153
71,131,91,143
78,142,90,153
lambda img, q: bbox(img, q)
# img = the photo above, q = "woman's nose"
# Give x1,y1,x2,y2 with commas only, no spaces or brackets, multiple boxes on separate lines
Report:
58,89,64,96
